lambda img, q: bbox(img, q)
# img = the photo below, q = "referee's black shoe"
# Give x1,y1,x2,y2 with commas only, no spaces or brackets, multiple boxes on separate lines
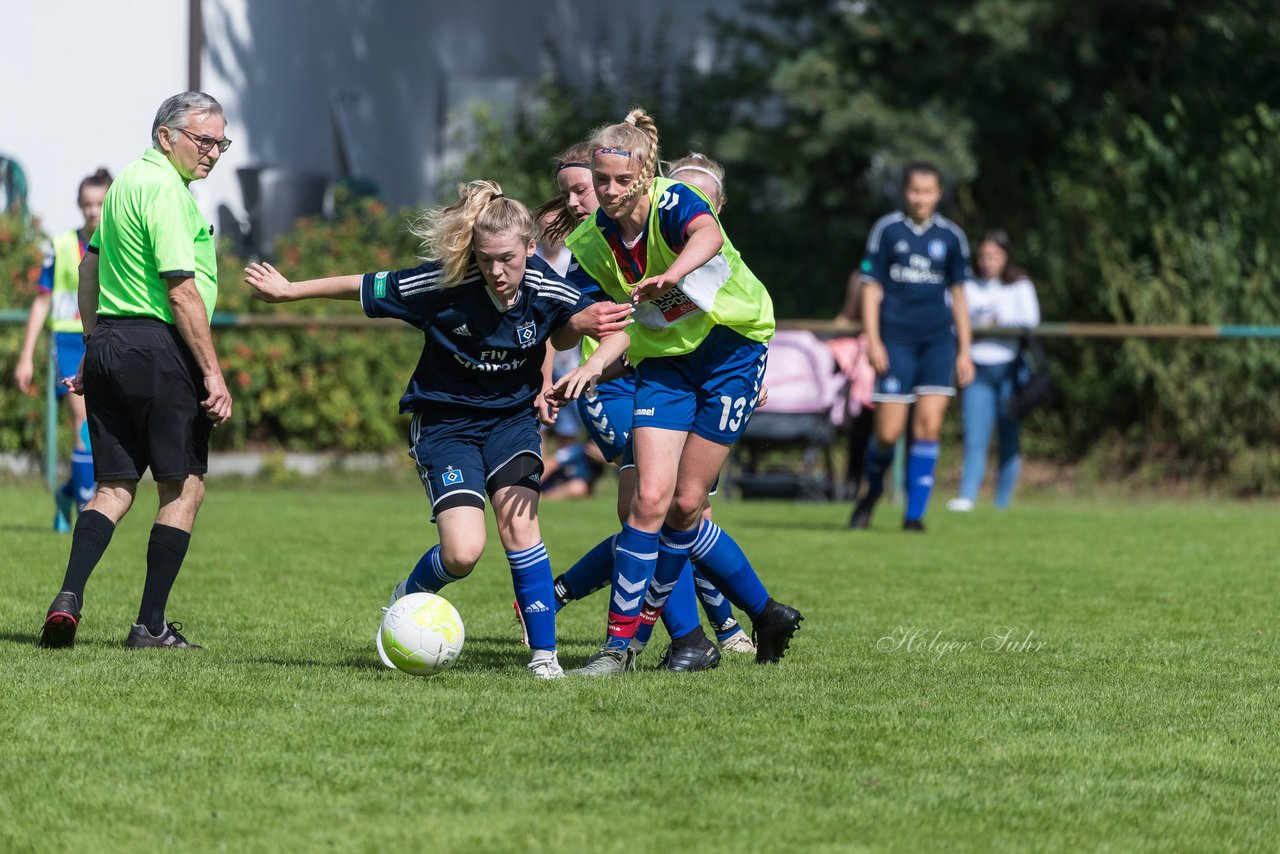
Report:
124,622,202,650
849,493,879,529
39,591,82,649
752,598,804,664
658,631,721,672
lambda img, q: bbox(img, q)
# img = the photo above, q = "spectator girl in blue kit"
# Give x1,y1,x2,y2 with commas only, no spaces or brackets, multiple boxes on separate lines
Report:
547,108,803,675
244,180,620,679
849,162,975,532
533,145,757,671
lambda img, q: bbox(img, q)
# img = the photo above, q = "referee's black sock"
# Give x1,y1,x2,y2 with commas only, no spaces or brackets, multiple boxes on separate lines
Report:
138,524,191,635
59,510,116,600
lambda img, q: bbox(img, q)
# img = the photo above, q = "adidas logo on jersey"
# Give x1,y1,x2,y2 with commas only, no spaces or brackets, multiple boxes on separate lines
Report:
894,240,911,254
523,600,550,614
452,324,471,336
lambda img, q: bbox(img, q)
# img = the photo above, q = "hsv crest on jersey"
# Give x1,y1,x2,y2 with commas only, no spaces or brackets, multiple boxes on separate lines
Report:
516,320,537,348
928,239,946,259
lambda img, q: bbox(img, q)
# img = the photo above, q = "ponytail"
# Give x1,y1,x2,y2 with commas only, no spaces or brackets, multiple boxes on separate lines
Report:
411,180,536,285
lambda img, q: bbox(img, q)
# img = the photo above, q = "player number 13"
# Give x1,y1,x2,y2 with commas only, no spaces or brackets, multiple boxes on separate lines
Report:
718,395,748,432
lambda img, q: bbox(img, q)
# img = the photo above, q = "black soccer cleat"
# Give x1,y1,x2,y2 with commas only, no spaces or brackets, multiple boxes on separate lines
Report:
902,518,926,533
124,622,202,650
751,598,804,664
849,494,878,529
658,632,722,672
39,591,82,649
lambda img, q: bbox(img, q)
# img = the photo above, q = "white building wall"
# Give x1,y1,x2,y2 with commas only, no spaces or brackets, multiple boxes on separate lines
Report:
4,0,735,238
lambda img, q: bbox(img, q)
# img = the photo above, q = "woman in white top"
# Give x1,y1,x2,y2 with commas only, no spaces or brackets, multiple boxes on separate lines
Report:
948,230,1039,510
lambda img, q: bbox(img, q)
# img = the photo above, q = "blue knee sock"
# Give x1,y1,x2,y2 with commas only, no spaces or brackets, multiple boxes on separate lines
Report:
689,520,770,620
693,570,741,641
554,534,615,611
863,438,895,498
638,527,699,644
905,440,940,521
71,448,95,511
508,542,556,652
406,544,464,594
606,524,659,650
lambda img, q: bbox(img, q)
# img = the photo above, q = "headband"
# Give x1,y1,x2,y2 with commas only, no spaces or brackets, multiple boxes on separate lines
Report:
556,161,590,172
669,165,723,191
593,147,637,160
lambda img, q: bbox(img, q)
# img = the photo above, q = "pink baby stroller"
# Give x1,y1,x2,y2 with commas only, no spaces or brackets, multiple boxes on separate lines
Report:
732,330,846,499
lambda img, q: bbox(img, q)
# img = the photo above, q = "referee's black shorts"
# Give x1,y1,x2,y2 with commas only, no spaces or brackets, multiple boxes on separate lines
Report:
83,316,213,483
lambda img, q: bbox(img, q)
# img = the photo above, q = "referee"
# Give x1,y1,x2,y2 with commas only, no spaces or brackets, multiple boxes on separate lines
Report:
39,92,233,650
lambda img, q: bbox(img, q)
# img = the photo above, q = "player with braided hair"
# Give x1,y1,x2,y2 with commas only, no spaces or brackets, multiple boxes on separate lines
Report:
529,146,756,670
245,180,625,679
549,109,803,675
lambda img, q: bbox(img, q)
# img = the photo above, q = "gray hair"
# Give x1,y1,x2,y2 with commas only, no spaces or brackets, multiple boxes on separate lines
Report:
151,91,224,148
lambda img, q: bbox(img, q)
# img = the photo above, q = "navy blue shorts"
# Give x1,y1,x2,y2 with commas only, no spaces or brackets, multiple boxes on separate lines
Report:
633,325,768,445
408,406,543,517
874,336,957,404
52,331,85,401
578,375,636,468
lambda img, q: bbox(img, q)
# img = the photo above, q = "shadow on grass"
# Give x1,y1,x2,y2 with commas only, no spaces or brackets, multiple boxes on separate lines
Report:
0,630,128,649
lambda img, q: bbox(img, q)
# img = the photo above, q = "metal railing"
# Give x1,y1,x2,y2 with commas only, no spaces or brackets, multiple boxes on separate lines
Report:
5,307,1279,491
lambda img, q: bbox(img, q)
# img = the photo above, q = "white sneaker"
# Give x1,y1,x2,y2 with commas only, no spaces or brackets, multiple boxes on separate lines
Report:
719,628,757,654
528,649,565,679
946,498,975,512
388,578,409,607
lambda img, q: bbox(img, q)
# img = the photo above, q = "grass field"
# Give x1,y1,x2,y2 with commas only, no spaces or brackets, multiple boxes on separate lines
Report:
2,476,1277,852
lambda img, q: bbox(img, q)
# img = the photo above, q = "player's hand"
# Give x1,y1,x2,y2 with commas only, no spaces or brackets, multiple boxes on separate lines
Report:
536,392,560,427
868,340,889,374
547,365,601,405
955,353,976,388
202,371,234,426
630,270,682,304
13,356,35,394
571,301,633,338
244,262,292,303
61,356,86,396
757,383,770,408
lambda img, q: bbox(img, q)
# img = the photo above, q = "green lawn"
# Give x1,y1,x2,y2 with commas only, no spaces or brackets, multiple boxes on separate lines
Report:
1,479,1276,852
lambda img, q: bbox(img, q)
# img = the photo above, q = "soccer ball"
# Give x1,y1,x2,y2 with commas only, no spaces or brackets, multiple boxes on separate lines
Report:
376,592,465,676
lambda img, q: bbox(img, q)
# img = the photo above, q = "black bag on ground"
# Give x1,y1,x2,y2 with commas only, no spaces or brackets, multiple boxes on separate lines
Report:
1011,333,1057,420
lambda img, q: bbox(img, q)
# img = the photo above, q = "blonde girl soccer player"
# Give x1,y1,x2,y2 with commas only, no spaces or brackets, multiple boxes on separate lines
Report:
549,110,803,675
534,146,757,671
245,181,618,679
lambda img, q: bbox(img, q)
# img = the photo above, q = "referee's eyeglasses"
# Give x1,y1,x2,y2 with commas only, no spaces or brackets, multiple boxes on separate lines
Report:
175,128,233,154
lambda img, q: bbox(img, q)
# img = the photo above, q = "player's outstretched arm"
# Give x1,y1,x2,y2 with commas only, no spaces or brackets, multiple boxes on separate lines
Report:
244,262,361,303
546,330,631,405
631,216,723,303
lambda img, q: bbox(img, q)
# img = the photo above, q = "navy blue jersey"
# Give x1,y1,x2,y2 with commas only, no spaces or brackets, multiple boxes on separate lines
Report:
360,254,593,413
861,212,971,343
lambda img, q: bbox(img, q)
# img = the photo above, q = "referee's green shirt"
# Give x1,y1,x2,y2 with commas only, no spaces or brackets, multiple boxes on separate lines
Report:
88,148,217,322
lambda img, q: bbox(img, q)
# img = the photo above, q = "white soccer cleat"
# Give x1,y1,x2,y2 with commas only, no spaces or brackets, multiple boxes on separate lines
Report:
528,649,565,679
946,498,975,512
388,578,409,607
719,629,757,654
